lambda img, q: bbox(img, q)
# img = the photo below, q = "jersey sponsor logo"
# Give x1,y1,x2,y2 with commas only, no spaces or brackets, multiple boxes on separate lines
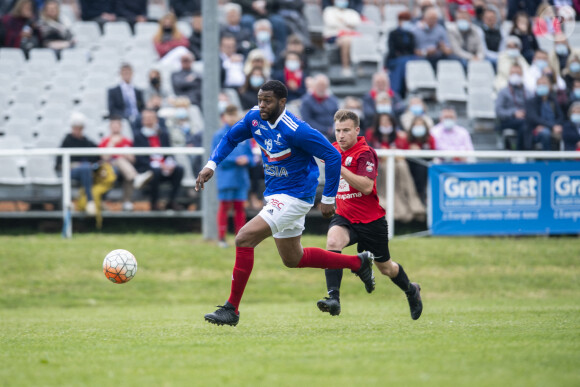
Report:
338,178,350,193
252,120,258,127
260,145,292,162
259,124,268,130
366,161,374,173
345,156,353,166
254,129,262,136
264,164,289,177
337,192,363,200
267,209,274,215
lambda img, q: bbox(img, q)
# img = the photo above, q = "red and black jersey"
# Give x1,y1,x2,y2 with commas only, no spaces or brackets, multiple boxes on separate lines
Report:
333,137,386,224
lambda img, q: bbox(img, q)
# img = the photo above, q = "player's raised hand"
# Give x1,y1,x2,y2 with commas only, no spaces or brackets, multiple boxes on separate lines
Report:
320,203,335,218
195,167,214,191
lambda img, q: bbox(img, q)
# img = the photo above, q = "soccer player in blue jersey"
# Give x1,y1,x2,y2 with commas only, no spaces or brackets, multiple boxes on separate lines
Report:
195,80,375,326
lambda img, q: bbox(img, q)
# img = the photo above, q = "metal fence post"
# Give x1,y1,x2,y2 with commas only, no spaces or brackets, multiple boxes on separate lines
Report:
61,152,72,239
386,155,395,240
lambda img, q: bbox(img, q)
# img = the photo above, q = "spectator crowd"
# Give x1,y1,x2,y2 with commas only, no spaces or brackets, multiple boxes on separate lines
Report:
1,0,580,223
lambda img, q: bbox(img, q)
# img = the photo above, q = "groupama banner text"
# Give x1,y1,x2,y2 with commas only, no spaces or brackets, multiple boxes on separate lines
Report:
428,162,580,235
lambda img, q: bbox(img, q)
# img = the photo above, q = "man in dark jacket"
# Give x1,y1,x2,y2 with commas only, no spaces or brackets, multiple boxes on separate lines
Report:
108,63,145,130
171,51,202,107
133,109,184,211
114,0,147,25
525,75,565,150
495,63,528,149
79,0,115,26
170,0,200,19
563,101,580,151
56,112,99,215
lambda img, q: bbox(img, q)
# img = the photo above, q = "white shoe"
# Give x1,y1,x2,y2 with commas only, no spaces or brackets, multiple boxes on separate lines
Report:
133,170,153,189
122,201,134,211
218,240,229,248
85,201,96,216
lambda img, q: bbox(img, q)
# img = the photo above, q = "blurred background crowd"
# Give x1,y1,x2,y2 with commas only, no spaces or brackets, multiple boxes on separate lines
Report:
1,0,580,224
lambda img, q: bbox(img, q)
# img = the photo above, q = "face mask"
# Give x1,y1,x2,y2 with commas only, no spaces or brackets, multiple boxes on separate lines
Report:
410,105,424,116
534,59,548,71
506,48,520,58
335,0,349,9
536,84,550,96
555,44,569,56
571,113,580,124
509,74,522,86
457,19,470,32
376,104,392,114
285,59,300,72
218,100,229,114
401,21,414,31
570,62,580,73
256,30,271,43
151,77,160,86
379,125,393,135
574,88,580,99
174,108,188,120
141,127,157,137
250,75,264,88
442,119,455,130
163,27,172,33
181,124,191,134
411,125,426,138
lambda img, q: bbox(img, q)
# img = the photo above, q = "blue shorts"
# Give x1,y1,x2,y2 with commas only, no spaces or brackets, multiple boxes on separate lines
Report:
218,188,248,201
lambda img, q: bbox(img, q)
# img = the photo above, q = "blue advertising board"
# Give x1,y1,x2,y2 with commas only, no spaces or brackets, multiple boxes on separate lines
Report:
428,162,580,235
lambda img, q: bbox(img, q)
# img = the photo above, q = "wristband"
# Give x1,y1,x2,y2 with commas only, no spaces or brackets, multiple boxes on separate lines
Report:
205,160,217,171
321,195,335,205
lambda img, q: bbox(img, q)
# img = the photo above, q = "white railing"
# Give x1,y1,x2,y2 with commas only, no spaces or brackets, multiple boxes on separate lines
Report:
0,147,578,238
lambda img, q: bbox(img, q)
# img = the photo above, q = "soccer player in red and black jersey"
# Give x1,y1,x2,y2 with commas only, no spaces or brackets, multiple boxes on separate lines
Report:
316,109,423,320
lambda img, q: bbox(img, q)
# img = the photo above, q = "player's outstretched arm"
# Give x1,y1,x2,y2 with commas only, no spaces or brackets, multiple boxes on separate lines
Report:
195,167,214,191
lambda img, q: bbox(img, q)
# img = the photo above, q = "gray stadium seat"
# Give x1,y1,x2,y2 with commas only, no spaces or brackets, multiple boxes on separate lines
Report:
27,156,62,186
0,135,24,149
361,4,382,26
28,48,58,64
135,21,158,38
356,23,381,41
103,21,133,40
222,88,243,112
177,20,192,37
0,157,28,185
4,103,38,121
468,89,497,120
437,60,466,86
383,4,408,25
304,3,324,35
0,47,26,65
174,154,196,188
467,60,494,80
350,35,382,69
60,48,90,65
406,60,437,93
1,119,36,146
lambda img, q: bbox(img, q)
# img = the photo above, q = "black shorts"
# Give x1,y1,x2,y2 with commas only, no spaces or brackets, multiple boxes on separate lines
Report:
329,214,391,263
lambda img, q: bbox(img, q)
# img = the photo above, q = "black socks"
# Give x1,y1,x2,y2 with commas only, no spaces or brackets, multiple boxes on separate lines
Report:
391,263,412,293
325,250,343,299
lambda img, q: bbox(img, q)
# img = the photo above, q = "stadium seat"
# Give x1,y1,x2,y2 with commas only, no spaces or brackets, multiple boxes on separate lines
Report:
304,3,324,35
467,60,494,79
60,48,90,65
10,89,44,108
361,4,382,26
135,21,158,38
103,21,133,40
383,4,408,25
188,105,204,134
0,47,26,65
468,89,497,120
35,119,69,140
222,88,243,112
147,3,167,20
350,35,382,69
27,156,62,186
356,23,381,41
0,135,25,149
405,60,437,93
436,77,467,103
537,36,554,52
0,157,28,185
1,119,36,146
28,48,58,64
4,103,38,122
437,60,466,86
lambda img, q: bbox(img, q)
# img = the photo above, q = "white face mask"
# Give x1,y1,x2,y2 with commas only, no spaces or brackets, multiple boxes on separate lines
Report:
411,125,426,138
285,59,301,72
508,74,522,86
141,127,157,137
442,119,455,130
379,125,393,135
506,48,520,58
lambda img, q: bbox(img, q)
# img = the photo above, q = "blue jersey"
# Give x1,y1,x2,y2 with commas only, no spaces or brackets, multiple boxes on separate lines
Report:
210,108,341,201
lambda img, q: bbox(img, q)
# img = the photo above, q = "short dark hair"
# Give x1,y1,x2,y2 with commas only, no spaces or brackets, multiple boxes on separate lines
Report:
260,80,288,100
334,109,360,128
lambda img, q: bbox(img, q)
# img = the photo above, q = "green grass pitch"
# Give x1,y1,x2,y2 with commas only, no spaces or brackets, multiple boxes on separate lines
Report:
0,234,579,386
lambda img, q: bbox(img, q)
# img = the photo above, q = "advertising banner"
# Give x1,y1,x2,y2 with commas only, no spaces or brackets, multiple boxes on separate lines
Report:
428,162,580,235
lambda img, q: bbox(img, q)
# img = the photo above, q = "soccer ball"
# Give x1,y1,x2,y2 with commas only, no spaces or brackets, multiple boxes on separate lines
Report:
103,249,138,284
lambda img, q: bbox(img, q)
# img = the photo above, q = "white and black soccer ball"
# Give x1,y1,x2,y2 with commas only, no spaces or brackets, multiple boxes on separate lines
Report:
103,249,138,284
